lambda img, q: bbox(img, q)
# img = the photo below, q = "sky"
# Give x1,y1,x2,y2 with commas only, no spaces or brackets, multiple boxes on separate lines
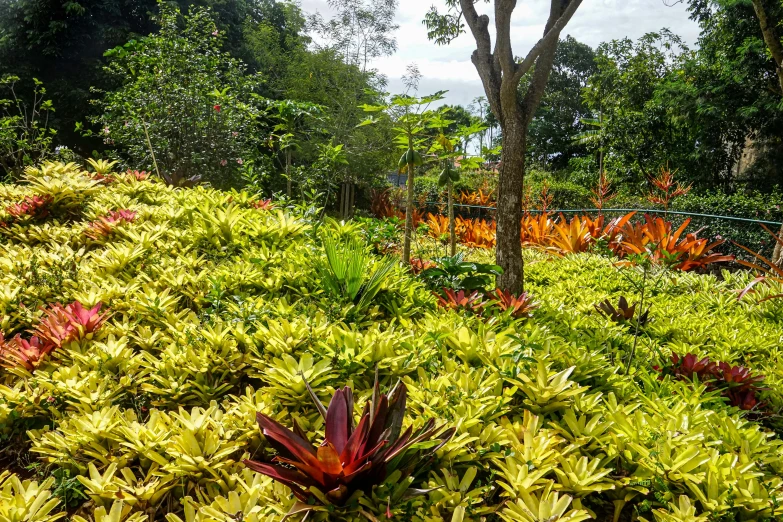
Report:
300,0,701,108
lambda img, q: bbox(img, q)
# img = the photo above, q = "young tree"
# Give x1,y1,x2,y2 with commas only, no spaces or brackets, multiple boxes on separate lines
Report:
0,77,56,179
360,68,445,263
424,0,584,292
308,0,399,72
431,117,486,256
263,100,322,197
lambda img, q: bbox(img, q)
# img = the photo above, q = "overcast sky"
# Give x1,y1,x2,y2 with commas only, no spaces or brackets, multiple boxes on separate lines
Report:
300,0,701,107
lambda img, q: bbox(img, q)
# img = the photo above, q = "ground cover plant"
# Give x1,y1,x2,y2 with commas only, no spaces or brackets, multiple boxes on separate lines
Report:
1,162,783,521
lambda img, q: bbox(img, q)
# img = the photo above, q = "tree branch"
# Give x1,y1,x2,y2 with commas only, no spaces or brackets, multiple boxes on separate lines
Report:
751,0,783,95
494,0,517,74
520,0,573,123
510,0,583,86
460,0,503,121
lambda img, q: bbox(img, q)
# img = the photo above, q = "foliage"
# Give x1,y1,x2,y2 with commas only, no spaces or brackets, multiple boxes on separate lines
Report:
418,253,503,292
734,224,783,302
93,5,264,188
316,235,397,316
0,161,782,522
0,76,56,179
655,353,765,410
244,377,454,513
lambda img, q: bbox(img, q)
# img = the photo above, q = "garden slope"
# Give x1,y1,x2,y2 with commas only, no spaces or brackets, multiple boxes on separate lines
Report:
0,163,782,521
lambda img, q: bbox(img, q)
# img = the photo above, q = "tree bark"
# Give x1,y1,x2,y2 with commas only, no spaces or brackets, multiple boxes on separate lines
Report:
772,225,783,265
496,119,526,292
752,0,783,94
349,183,355,219
750,0,783,265
403,165,415,263
457,0,583,293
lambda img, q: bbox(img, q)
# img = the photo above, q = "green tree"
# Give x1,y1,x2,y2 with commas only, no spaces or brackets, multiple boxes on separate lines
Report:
361,68,446,263
679,0,783,261
284,46,396,214
526,36,597,171
93,4,264,188
263,100,322,197
424,0,584,292
308,0,399,72
584,31,700,188
0,0,310,153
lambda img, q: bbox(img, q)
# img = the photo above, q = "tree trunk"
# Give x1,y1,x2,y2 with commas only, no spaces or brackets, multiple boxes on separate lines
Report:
403,165,415,264
340,182,355,219
448,179,456,256
496,120,526,293
285,149,292,198
751,0,783,264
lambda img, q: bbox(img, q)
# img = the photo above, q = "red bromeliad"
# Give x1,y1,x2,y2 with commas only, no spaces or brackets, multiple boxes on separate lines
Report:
86,210,137,239
251,199,275,211
5,195,52,220
409,258,436,275
655,353,765,410
488,288,538,318
243,376,454,513
34,301,109,348
125,170,149,181
435,288,485,314
0,334,55,371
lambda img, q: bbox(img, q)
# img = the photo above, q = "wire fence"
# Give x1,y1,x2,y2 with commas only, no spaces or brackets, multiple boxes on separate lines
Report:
421,202,782,262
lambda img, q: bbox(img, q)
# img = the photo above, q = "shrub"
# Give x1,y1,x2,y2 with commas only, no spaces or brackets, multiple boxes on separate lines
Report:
0,76,56,179
93,4,264,188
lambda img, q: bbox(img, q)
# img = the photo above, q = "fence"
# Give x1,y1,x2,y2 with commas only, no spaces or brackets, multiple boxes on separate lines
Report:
421,203,782,262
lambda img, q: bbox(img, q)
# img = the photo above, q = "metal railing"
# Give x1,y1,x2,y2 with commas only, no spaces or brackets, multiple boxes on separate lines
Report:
421,203,782,261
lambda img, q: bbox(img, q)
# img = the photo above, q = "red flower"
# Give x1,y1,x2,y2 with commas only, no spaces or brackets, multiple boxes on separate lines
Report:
213,104,221,112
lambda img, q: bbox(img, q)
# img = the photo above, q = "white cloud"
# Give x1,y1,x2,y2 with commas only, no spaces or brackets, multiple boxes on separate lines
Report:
304,0,700,107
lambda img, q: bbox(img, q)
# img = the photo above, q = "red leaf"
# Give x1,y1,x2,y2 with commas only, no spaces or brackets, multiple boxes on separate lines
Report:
326,388,351,455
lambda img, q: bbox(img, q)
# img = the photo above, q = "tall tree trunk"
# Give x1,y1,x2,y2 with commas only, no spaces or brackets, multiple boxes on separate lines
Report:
448,179,456,256
403,165,415,263
496,120,526,293
751,0,783,264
